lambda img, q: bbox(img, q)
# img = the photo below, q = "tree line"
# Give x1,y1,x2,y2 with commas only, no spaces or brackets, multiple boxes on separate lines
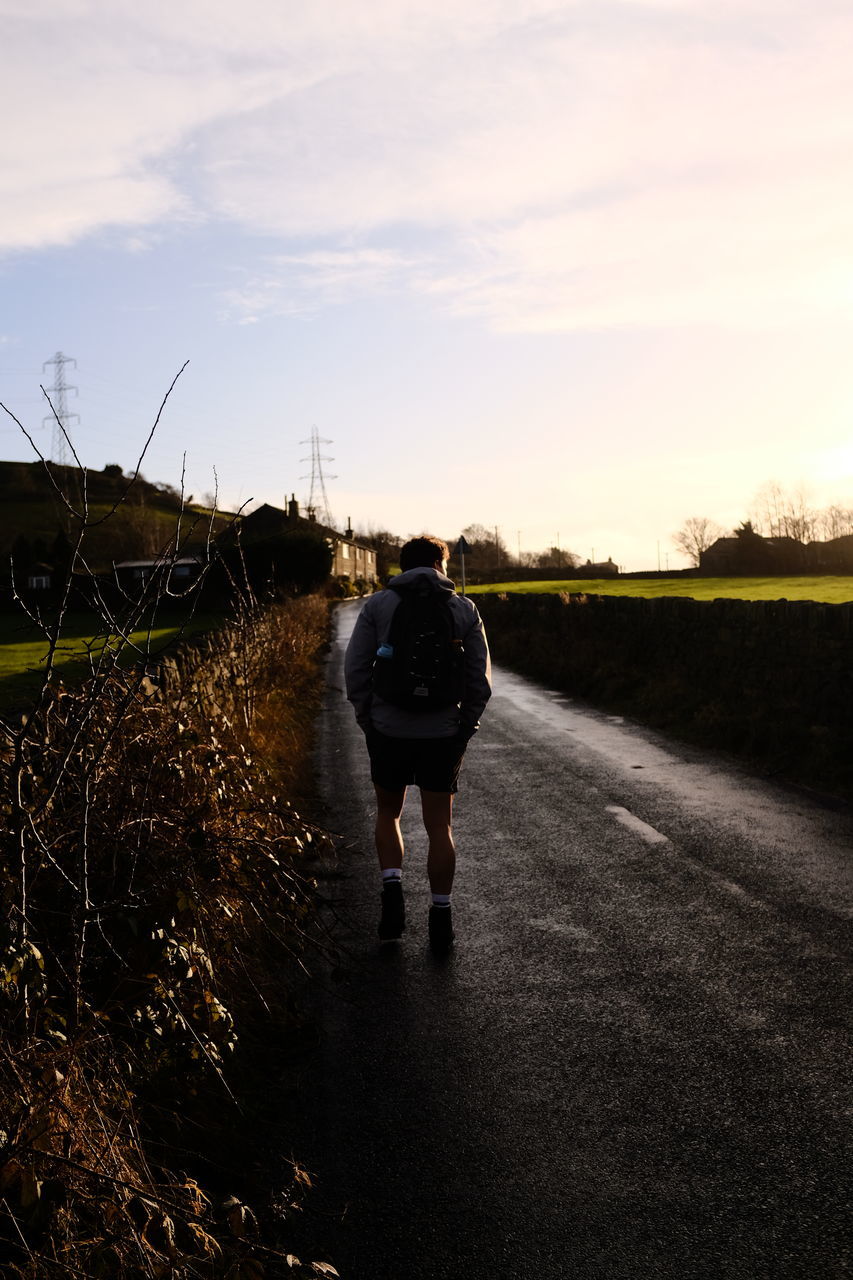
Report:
674,484,853,567
356,522,582,579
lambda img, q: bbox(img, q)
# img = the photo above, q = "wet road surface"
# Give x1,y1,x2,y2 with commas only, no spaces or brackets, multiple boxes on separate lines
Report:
299,600,852,1279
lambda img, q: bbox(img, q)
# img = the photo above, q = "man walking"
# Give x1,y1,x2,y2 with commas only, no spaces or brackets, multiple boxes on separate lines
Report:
344,535,491,953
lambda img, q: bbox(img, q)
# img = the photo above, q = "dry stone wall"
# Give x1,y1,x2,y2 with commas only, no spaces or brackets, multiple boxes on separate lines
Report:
475,592,853,800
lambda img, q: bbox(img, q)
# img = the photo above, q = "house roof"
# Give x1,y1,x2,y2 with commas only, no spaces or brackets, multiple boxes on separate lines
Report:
231,503,376,553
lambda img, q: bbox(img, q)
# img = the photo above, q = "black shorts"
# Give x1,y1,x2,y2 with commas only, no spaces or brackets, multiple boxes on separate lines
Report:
366,729,467,794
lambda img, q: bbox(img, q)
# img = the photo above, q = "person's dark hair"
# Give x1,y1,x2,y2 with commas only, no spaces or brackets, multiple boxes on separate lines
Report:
399,535,449,572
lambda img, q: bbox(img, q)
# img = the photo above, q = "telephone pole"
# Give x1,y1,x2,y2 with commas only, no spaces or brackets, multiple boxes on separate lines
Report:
42,351,79,469
300,426,337,529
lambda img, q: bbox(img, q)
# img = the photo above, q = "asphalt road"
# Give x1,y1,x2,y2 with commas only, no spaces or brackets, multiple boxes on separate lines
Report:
299,599,852,1280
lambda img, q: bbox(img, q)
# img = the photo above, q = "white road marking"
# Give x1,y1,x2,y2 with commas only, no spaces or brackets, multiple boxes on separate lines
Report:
606,805,669,845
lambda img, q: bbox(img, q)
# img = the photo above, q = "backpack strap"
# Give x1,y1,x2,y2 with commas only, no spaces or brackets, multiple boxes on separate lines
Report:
388,578,458,634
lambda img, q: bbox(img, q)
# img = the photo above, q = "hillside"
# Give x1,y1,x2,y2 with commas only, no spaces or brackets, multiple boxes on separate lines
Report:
0,459,235,571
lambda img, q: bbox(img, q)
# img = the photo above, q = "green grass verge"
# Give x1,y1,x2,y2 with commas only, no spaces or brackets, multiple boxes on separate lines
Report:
465,576,853,603
0,609,224,708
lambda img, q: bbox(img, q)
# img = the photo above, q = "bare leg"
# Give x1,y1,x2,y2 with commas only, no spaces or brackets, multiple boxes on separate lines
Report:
374,784,407,871
421,790,455,895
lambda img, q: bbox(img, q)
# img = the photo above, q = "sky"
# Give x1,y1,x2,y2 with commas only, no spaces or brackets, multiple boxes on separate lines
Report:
2,0,853,571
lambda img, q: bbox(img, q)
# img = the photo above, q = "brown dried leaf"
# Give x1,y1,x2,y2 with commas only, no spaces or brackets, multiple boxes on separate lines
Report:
145,1210,178,1258
182,1175,210,1215
24,1106,55,1151
186,1221,223,1260
223,1195,256,1238
19,1167,42,1210
0,1159,24,1192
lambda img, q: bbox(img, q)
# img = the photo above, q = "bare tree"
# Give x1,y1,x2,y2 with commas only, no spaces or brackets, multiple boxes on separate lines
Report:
453,524,510,572
462,523,509,562
751,483,817,543
784,493,817,543
535,546,579,569
355,525,404,578
672,517,724,567
815,503,853,542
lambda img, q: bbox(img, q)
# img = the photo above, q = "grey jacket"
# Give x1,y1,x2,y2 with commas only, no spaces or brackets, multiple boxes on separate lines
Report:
344,567,492,739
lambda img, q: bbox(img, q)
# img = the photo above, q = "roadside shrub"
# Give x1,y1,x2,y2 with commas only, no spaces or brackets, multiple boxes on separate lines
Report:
0,374,340,1278
0,599,337,1278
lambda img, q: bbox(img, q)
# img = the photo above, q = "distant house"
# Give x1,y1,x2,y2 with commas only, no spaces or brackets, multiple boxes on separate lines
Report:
699,537,742,575
333,519,378,580
700,533,808,576
113,557,203,593
580,558,619,578
233,498,377,582
806,534,853,572
26,563,53,591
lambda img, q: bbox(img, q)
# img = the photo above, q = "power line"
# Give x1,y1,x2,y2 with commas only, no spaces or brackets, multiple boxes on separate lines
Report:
42,351,79,468
300,425,336,529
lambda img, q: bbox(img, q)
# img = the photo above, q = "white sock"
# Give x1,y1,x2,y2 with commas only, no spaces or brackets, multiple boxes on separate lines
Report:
382,868,402,883
431,892,451,908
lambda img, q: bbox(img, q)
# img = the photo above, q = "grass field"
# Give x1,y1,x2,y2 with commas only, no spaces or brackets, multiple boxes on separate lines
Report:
0,609,222,707
466,576,853,603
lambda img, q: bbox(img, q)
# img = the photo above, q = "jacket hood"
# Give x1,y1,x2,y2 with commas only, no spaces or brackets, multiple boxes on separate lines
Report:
388,566,455,595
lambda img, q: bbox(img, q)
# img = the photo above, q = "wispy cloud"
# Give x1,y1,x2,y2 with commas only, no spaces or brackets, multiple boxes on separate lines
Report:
222,248,423,321
5,1,853,331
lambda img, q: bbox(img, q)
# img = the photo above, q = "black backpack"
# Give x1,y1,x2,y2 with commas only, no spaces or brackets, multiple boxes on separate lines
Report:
373,581,465,712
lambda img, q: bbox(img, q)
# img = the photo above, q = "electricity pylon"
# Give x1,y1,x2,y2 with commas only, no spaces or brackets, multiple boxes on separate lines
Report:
300,426,337,529
42,351,79,469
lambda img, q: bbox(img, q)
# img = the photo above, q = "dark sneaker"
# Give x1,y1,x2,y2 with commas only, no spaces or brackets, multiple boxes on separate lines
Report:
428,905,454,955
378,880,405,940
